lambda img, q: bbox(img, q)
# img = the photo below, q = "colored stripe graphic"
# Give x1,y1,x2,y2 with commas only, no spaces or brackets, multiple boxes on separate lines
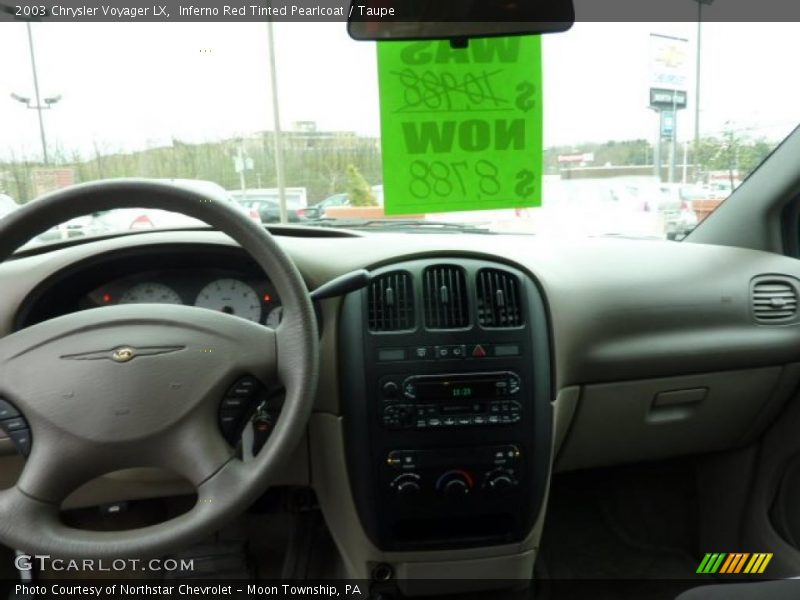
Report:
696,553,714,573
733,553,750,573
697,553,727,574
758,553,773,574
718,554,735,574
699,552,773,574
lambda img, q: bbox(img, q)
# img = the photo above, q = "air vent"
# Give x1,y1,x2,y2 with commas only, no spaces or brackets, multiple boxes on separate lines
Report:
423,265,469,329
477,269,523,327
367,271,414,332
752,278,798,323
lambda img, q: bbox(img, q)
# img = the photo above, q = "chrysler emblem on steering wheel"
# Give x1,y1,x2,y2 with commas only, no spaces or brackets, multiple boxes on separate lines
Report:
112,347,136,362
60,345,185,362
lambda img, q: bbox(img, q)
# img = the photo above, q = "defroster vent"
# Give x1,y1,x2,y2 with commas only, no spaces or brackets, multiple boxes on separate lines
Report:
367,271,415,332
752,278,798,323
423,265,469,329
477,268,523,327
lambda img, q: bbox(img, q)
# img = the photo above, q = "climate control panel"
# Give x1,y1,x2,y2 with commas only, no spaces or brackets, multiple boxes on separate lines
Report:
383,445,522,499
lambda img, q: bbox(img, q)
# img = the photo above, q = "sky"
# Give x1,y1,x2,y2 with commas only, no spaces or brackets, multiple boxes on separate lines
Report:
0,21,798,161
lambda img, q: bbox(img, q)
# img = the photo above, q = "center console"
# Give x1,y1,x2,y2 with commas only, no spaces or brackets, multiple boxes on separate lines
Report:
339,259,552,551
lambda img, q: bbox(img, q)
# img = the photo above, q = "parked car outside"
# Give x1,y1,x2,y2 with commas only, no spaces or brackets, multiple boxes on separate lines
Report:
657,184,701,239
304,186,384,220
616,179,697,240
232,193,303,223
87,179,260,235
303,193,349,220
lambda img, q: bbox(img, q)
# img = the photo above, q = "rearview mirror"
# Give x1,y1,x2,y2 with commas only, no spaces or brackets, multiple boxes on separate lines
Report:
347,0,574,42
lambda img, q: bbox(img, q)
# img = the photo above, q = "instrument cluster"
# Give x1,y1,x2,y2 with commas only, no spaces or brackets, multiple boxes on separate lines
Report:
82,268,283,326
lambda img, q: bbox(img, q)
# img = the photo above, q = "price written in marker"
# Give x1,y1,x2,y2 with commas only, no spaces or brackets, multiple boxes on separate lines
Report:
377,37,543,215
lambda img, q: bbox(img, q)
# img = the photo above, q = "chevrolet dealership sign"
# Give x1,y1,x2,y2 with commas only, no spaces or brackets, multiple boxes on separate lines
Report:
650,88,687,110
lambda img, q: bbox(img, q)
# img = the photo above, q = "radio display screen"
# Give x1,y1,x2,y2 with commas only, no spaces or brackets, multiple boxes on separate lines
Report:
415,379,499,401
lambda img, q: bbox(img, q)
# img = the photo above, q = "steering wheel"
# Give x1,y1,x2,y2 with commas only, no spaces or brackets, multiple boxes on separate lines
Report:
0,180,319,558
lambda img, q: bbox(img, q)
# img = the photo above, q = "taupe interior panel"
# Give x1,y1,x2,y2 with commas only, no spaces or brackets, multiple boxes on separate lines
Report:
556,367,790,472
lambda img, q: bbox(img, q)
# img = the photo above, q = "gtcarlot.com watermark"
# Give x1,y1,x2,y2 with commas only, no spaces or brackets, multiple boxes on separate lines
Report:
14,554,194,573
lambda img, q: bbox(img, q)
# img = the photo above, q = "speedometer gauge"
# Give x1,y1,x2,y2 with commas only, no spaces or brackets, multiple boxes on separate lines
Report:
195,279,261,322
120,283,182,305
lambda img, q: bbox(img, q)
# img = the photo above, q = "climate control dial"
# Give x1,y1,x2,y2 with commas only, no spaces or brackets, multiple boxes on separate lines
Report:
436,470,474,497
390,473,422,497
483,468,518,492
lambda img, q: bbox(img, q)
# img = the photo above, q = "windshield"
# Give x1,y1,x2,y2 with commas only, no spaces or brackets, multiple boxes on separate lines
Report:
1,22,797,244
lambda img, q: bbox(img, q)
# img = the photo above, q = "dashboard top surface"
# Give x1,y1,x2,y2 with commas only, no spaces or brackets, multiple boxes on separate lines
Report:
3,228,800,391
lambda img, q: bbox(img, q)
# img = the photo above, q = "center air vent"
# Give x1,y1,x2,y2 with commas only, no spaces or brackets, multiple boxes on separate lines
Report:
423,265,469,329
477,268,523,327
368,271,414,332
752,278,798,323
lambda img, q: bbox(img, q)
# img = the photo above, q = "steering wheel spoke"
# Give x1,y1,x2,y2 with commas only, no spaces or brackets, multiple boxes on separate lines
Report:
149,408,236,487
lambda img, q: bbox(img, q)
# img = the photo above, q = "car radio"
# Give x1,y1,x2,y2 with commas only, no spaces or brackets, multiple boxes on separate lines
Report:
380,371,522,430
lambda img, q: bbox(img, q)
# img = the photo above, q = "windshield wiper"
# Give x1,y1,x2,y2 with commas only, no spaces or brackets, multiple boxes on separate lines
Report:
311,218,495,234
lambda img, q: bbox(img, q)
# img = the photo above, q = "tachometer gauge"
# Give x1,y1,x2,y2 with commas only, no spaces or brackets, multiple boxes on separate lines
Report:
119,283,182,305
195,279,261,322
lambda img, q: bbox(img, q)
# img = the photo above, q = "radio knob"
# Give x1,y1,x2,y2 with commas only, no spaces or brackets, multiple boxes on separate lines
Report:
436,470,473,497
381,381,399,399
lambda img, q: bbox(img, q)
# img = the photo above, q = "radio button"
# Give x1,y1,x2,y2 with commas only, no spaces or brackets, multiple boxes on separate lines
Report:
434,346,451,359
412,346,433,360
434,345,466,359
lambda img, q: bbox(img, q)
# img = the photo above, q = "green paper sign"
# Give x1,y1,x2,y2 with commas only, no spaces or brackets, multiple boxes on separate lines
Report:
377,37,543,216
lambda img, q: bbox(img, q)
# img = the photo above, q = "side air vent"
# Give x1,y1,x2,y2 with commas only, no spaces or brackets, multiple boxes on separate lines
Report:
752,278,799,323
423,265,469,329
477,268,523,327
367,271,415,332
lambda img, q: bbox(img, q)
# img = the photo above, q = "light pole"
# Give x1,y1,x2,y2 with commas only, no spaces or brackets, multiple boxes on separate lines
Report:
266,20,288,224
10,23,61,165
694,0,714,182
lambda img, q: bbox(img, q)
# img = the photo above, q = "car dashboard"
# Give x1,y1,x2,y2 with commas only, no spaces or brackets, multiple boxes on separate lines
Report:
3,227,800,586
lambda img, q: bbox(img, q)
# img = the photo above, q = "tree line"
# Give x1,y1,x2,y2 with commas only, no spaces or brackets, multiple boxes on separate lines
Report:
0,129,778,204
0,133,382,204
544,131,776,181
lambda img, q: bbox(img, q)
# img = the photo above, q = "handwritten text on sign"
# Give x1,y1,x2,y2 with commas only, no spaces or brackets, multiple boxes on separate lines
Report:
377,37,543,215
